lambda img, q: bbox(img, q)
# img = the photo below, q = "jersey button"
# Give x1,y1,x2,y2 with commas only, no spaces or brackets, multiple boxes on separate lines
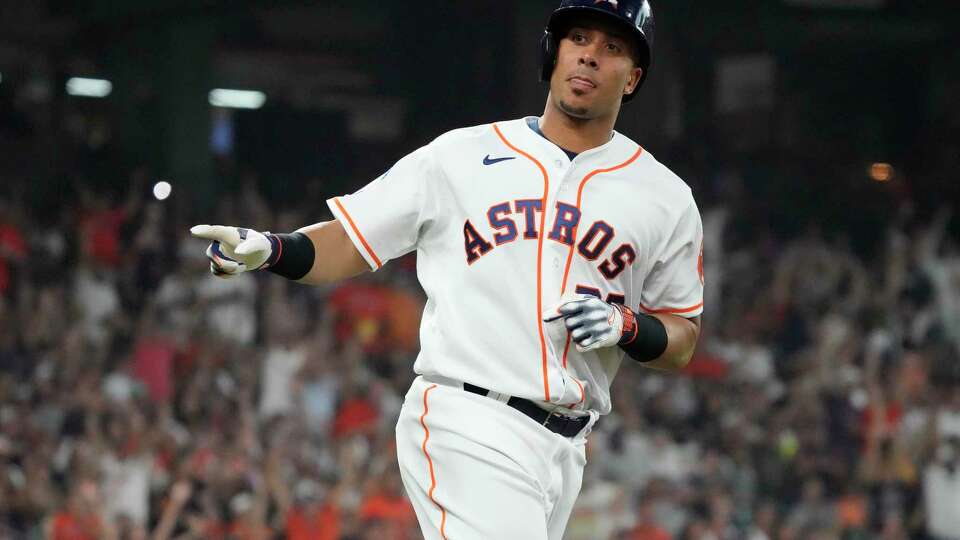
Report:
553,258,560,268
555,160,564,168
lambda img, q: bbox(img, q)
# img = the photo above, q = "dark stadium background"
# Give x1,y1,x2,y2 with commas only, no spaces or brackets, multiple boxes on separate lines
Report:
0,1,958,539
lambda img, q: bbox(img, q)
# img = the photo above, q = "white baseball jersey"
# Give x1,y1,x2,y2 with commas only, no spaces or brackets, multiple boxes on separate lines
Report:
327,116,703,416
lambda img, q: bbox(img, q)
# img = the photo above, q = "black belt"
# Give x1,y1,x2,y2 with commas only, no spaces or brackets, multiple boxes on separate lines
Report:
463,382,590,438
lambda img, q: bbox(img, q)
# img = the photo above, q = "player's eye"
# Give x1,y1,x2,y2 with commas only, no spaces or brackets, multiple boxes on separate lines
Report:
571,31,586,43
606,42,622,53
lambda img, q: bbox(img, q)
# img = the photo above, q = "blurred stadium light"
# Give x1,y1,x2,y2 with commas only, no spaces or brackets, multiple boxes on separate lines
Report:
65,77,112,97
152,181,172,200
870,162,894,182
208,88,266,109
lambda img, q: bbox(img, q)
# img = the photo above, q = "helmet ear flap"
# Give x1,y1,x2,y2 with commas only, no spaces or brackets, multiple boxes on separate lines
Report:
539,31,557,83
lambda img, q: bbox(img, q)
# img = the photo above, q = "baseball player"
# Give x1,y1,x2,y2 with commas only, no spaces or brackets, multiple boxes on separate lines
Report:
191,0,703,538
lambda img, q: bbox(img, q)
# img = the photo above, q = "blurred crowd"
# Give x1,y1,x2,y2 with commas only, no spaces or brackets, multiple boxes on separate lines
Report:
1,164,958,540
0,172,427,539
1,85,960,540
574,200,960,540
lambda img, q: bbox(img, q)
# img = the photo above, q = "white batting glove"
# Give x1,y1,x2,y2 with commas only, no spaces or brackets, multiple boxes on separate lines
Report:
190,225,275,278
543,294,625,352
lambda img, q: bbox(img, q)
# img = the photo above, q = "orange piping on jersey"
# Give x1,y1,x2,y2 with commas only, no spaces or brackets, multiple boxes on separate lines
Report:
572,376,585,405
556,147,642,407
560,329,587,404
559,146,644,295
419,384,448,539
639,301,704,314
493,123,552,402
563,337,586,405
334,197,383,269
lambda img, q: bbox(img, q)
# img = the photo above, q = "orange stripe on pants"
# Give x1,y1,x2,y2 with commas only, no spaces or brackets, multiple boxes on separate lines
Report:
419,384,448,539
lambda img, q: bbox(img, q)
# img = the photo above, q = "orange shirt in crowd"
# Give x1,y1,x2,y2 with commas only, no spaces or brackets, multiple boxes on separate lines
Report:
286,504,340,540
386,287,423,353
227,520,272,540
360,493,417,529
50,511,104,540
837,493,868,528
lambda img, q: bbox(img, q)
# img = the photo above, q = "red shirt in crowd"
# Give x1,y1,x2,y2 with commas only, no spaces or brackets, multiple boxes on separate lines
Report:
682,351,729,379
328,280,424,355
332,397,379,438
328,282,393,353
131,335,176,403
861,401,903,450
627,524,673,540
79,208,126,268
0,222,26,295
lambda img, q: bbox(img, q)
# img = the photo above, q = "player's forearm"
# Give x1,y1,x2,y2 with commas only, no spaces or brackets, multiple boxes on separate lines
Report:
637,314,701,372
291,220,369,285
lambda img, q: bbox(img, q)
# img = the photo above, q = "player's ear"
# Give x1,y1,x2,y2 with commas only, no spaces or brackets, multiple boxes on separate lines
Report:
624,67,643,97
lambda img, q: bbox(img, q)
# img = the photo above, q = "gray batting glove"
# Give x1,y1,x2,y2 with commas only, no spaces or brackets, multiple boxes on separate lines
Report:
190,225,274,278
543,293,625,352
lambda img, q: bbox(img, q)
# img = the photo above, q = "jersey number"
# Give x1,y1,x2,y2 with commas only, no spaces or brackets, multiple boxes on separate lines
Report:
575,284,625,306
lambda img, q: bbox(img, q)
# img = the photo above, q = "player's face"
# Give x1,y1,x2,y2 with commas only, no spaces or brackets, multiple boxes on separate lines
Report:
550,20,643,119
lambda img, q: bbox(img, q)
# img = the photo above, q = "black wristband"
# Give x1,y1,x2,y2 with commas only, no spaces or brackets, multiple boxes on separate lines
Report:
617,307,668,362
264,232,315,280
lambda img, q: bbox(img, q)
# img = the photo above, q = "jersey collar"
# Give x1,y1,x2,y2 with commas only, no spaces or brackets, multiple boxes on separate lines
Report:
501,117,634,168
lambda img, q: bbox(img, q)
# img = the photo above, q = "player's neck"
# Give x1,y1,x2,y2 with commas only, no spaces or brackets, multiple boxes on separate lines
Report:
539,102,618,155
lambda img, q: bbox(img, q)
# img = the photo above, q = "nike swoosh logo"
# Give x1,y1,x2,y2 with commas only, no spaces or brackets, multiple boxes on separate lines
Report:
483,155,516,166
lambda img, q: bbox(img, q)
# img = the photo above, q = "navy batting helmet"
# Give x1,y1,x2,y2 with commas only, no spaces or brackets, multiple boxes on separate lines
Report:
540,0,655,103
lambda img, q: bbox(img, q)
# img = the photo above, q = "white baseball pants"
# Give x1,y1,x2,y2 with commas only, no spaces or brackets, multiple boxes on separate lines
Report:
396,375,598,540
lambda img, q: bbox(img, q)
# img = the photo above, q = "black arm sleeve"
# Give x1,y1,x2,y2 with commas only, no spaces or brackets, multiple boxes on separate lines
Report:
615,304,668,362
264,232,315,280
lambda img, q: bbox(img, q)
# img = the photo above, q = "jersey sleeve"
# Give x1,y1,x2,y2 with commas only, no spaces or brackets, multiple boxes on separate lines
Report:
638,198,705,318
326,144,439,271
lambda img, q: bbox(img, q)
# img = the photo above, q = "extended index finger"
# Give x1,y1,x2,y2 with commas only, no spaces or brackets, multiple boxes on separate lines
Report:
190,225,241,246
543,299,587,322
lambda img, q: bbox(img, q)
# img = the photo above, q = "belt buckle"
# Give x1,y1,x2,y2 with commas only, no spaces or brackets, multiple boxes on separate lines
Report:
541,404,558,428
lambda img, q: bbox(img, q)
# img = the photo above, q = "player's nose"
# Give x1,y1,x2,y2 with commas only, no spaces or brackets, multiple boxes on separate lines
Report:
577,49,599,69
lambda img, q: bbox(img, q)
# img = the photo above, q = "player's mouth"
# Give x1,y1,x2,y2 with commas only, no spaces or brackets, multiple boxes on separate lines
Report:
568,76,597,91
